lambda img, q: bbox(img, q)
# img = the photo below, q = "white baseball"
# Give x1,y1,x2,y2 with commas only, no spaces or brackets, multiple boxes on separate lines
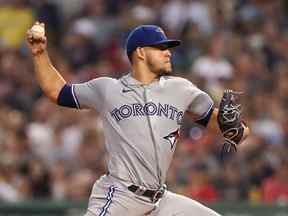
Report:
31,24,45,38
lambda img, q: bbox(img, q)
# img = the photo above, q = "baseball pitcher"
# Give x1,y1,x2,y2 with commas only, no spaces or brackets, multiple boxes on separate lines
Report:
27,22,249,216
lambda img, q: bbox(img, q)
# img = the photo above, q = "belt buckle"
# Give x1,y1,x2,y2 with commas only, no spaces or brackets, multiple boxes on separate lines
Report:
152,187,165,203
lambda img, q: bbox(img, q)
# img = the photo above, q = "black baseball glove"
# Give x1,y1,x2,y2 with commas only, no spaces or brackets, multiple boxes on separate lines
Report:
217,90,245,158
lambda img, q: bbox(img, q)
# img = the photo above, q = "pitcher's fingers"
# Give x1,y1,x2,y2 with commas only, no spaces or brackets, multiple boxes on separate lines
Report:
28,38,34,43
26,30,33,40
40,36,47,43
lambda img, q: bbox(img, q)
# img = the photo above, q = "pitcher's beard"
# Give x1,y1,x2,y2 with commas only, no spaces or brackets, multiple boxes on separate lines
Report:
157,65,173,76
158,70,171,77
152,64,173,77
147,58,173,77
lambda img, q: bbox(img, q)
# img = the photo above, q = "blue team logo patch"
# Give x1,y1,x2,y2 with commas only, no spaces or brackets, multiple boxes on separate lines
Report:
164,129,180,150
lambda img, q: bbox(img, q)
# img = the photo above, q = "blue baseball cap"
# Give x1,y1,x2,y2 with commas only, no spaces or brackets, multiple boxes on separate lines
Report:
126,25,181,59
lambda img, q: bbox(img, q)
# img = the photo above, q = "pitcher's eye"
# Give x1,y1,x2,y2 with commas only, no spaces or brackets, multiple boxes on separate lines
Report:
151,44,169,50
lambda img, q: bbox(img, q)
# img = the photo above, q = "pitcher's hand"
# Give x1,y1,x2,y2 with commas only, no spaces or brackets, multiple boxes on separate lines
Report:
27,21,47,56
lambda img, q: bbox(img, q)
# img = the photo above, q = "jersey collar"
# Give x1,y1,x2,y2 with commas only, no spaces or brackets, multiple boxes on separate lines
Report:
120,72,165,88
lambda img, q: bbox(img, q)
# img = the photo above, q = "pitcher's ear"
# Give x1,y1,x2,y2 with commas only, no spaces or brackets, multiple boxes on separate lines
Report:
135,47,145,61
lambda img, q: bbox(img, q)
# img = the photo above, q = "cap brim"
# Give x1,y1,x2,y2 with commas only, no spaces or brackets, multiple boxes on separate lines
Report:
148,39,181,49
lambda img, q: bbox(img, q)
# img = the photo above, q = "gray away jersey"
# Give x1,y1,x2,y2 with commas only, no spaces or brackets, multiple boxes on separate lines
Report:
73,73,213,189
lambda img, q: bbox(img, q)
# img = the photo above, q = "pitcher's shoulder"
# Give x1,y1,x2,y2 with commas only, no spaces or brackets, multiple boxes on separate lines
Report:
161,75,197,87
89,76,118,85
93,76,117,82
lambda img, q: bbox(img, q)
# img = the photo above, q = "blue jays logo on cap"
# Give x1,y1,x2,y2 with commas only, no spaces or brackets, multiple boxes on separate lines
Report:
126,25,181,59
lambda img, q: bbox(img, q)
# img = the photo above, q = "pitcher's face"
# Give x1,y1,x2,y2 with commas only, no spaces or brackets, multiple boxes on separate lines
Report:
143,45,173,76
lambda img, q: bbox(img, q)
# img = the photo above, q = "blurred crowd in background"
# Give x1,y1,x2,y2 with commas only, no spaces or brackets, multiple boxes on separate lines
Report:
0,0,288,206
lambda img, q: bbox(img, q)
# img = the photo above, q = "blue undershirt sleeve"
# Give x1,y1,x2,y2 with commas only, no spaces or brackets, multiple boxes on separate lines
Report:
195,107,214,127
57,84,79,109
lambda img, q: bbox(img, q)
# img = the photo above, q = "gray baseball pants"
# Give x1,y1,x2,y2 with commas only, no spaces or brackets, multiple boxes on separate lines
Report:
84,175,221,216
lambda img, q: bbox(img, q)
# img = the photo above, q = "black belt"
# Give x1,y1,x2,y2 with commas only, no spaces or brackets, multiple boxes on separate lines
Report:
128,185,166,203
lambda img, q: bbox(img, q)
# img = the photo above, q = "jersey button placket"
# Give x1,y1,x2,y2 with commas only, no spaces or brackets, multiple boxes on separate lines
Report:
143,87,162,185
